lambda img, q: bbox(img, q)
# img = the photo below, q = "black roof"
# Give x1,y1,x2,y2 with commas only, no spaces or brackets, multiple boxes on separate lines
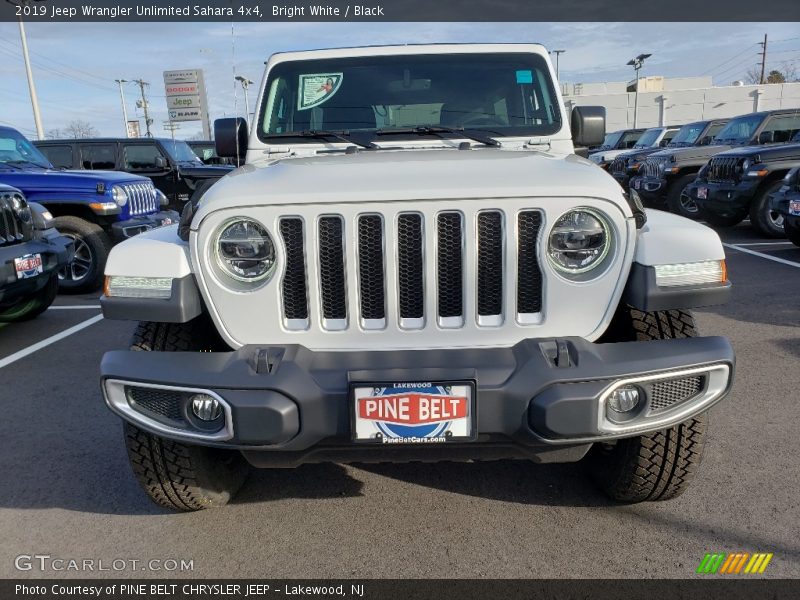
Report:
33,137,191,144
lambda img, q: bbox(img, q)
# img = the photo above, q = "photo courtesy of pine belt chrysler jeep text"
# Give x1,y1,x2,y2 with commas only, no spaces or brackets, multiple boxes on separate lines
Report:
99,44,735,511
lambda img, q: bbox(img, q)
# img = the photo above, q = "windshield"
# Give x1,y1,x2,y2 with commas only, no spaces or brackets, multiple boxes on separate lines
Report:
161,139,203,163
669,122,706,146
259,52,562,143
0,127,52,169
634,128,662,148
714,114,763,144
598,131,623,149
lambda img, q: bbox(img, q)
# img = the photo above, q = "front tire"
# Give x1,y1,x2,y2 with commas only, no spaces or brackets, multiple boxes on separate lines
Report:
123,319,249,511
589,307,709,502
666,173,700,219
0,273,58,323
785,218,800,247
749,181,785,238
53,216,112,293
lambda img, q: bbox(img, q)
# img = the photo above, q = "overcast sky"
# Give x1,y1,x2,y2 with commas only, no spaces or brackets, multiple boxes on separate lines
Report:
0,21,798,139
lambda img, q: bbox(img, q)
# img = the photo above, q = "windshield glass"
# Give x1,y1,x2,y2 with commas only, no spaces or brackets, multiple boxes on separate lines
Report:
669,122,706,146
634,128,662,148
260,52,562,142
714,114,763,144
0,127,52,168
598,131,622,149
160,139,203,163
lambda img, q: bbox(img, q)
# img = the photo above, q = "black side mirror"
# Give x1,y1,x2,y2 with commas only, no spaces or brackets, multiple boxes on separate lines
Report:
757,130,774,145
155,156,167,169
659,139,668,147
571,106,606,149
215,117,248,159
699,136,711,146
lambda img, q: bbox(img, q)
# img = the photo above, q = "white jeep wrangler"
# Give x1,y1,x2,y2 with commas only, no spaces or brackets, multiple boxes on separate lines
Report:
100,44,734,511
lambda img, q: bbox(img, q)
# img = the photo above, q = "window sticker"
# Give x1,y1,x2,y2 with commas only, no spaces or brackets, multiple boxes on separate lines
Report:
516,70,534,84
298,73,344,110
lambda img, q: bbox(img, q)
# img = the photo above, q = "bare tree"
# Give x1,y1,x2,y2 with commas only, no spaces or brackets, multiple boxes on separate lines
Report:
64,119,99,139
45,128,64,139
745,63,797,85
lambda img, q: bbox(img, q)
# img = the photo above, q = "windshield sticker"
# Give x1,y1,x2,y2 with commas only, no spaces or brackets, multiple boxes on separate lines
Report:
516,70,534,84
298,73,343,111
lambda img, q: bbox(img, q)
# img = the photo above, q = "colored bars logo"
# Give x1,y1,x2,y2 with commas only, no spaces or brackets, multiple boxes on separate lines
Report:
696,552,774,574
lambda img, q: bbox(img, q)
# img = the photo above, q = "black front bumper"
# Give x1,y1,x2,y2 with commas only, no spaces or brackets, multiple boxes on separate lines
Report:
111,210,180,241
0,229,73,305
630,175,670,205
688,179,759,217
101,336,735,467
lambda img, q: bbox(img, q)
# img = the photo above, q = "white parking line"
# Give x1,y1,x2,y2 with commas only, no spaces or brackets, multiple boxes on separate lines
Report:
731,241,796,247
48,305,102,310
723,243,800,269
0,314,104,370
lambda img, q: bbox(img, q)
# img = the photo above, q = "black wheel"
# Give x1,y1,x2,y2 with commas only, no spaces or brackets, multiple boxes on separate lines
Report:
588,306,708,502
124,319,248,511
785,219,800,247
698,208,746,229
666,173,700,218
748,181,785,238
53,216,112,293
0,273,58,323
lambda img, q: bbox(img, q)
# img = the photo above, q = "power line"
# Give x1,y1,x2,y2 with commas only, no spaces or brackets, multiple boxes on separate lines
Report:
701,44,758,76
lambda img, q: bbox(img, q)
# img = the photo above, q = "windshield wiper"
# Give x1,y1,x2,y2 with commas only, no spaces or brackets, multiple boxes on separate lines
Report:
267,130,378,149
374,126,500,148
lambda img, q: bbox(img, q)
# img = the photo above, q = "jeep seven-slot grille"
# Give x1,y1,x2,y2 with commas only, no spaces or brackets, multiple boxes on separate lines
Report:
0,192,32,246
279,210,544,330
610,157,627,175
641,157,665,178
123,181,158,216
707,157,741,183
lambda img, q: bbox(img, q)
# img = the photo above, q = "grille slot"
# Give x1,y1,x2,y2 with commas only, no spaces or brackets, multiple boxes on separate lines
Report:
279,218,309,322
397,213,424,323
318,216,347,325
517,210,543,315
436,212,464,322
477,211,503,319
127,387,184,423
357,215,385,323
650,376,705,412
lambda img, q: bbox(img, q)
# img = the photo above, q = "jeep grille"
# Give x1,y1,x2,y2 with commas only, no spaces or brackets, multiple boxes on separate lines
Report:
641,157,666,178
707,157,741,183
123,182,158,216
609,157,627,175
0,191,33,246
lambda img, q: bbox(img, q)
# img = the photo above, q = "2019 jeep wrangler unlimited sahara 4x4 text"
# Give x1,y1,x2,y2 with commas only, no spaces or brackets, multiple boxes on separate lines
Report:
99,44,735,511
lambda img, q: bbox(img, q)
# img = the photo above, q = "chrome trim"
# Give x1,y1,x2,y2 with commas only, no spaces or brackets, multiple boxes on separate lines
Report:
103,379,234,442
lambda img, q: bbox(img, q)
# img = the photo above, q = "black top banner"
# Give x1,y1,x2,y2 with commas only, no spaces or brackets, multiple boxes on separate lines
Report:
0,0,798,22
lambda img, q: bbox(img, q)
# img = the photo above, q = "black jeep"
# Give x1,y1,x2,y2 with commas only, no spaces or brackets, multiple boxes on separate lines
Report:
608,125,682,188
689,121,800,237
770,167,800,247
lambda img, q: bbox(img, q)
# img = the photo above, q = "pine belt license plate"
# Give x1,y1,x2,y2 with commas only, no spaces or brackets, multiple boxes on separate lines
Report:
790,200,800,216
14,253,43,279
351,381,476,444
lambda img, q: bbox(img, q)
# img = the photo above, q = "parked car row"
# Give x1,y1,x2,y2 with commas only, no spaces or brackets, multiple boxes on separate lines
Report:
603,109,800,240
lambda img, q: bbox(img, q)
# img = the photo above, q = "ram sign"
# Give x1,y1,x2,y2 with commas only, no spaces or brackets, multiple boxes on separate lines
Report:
163,69,211,137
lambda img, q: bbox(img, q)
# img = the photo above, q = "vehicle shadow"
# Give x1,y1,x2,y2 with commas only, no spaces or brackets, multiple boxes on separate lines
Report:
232,463,364,505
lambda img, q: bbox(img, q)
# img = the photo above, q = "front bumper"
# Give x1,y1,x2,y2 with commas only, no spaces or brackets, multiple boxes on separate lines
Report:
688,180,760,217
610,171,632,188
111,210,180,241
0,229,73,305
101,336,735,466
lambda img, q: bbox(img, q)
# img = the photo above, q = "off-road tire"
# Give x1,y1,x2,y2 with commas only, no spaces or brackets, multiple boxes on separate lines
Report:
748,181,785,238
0,273,58,323
589,306,709,502
123,319,248,511
666,173,700,219
785,219,800,247
53,216,112,293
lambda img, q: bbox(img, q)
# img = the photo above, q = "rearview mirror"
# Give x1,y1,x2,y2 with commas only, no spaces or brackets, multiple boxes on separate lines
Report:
571,106,606,149
215,117,248,159
757,130,774,145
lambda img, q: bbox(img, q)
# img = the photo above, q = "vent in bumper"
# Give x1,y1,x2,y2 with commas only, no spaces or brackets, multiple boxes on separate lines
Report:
650,375,705,412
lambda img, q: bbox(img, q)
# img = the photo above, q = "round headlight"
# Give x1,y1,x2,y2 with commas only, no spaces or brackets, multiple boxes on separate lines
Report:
548,209,611,275
11,194,32,223
111,185,128,207
215,219,276,283
741,158,751,172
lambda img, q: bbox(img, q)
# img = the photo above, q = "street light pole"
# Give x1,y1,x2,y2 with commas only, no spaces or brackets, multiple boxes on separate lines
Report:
627,53,652,128
551,49,565,79
235,75,254,126
114,79,130,137
13,3,44,139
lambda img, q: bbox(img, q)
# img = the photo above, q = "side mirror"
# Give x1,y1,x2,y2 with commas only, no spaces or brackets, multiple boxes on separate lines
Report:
757,130,774,145
699,136,712,146
155,156,167,169
659,139,669,147
215,117,248,159
571,106,606,149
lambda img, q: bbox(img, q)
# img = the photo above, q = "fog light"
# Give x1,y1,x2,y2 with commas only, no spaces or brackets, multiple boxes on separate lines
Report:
191,394,222,421
608,385,641,414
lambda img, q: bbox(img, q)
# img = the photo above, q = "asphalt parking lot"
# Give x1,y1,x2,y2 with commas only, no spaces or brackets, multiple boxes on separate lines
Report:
1,221,799,579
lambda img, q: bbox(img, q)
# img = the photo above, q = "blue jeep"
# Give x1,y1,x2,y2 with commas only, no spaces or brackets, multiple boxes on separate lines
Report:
0,126,179,292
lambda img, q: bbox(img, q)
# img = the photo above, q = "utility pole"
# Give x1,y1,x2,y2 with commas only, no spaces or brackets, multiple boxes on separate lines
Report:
551,50,565,79
13,1,44,139
627,53,652,128
758,34,768,84
114,79,129,137
133,78,153,137
235,75,254,126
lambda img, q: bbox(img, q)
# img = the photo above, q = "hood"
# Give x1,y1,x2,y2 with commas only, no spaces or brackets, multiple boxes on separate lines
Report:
588,148,630,163
198,148,624,216
650,144,733,164
0,168,149,195
711,142,800,162
177,164,235,178
614,146,667,163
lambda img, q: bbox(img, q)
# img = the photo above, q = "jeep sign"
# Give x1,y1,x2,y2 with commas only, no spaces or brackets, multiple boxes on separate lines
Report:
163,69,211,137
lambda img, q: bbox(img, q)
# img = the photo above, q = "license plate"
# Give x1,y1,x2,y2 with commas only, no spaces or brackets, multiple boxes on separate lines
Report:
14,253,43,280
633,179,641,190
351,381,476,444
697,186,708,200
790,200,800,216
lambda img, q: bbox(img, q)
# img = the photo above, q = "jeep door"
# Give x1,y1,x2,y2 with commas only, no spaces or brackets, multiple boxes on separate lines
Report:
120,142,177,202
